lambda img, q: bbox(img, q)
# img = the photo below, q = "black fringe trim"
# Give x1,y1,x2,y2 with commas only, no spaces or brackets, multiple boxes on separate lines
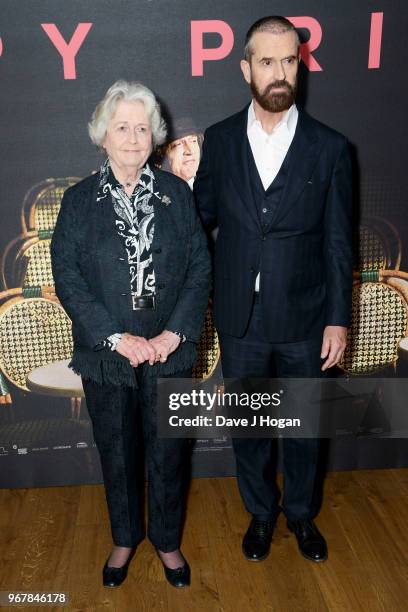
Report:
69,355,137,387
149,342,197,376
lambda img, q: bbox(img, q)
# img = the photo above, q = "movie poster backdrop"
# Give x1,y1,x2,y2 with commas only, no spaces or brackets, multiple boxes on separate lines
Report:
0,1,407,486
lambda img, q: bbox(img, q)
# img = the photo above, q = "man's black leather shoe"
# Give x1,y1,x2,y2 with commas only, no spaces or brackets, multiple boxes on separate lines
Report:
159,558,191,588
242,518,275,561
102,548,136,588
287,519,328,562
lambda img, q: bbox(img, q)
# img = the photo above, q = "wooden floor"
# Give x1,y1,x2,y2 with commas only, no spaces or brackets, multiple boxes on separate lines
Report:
0,469,407,612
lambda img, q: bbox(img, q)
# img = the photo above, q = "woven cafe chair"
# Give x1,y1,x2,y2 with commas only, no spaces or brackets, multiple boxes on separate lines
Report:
192,299,220,380
336,275,408,442
339,273,408,375
1,176,79,290
354,216,401,273
1,230,51,290
21,177,80,234
0,288,73,404
13,236,54,289
337,213,407,375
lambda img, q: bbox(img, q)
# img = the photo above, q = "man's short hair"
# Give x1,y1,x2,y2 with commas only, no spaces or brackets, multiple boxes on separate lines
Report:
244,16,300,61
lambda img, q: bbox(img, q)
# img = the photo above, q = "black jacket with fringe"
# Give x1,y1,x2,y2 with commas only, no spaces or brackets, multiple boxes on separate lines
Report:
51,168,211,386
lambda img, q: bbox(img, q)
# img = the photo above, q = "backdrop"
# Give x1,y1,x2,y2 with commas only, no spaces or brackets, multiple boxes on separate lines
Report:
1,1,407,487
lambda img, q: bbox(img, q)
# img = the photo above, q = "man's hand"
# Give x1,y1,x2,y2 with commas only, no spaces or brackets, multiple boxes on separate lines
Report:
148,330,181,364
321,326,348,371
116,333,157,367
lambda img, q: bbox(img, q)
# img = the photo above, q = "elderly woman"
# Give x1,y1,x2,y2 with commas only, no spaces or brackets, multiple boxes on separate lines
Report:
51,81,210,589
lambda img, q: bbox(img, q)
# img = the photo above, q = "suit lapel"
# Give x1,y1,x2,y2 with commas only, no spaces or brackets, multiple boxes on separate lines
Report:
149,170,171,254
275,110,324,223
94,179,128,260
221,106,261,230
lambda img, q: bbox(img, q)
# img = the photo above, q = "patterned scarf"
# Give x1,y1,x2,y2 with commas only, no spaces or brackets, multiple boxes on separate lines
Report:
96,158,156,296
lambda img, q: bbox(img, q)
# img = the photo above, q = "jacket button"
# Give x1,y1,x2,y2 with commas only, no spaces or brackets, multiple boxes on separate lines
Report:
118,257,125,261
155,248,162,254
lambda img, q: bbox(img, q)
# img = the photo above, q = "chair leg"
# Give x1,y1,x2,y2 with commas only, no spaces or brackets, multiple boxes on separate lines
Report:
70,396,82,421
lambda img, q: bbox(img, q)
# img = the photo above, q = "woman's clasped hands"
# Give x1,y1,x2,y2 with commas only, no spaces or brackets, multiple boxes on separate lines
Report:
115,331,181,367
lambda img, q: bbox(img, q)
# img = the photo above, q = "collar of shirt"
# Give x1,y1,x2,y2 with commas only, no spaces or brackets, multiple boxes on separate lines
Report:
247,101,298,142
102,158,155,195
246,101,298,193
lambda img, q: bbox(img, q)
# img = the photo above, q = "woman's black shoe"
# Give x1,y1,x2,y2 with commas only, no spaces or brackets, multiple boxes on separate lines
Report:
157,553,191,588
102,548,136,588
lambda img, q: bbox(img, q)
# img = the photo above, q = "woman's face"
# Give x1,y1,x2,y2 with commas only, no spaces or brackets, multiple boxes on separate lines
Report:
103,99,153,171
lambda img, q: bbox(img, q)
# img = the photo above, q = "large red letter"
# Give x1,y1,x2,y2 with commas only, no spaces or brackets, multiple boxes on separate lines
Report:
191,20,234,77
287,16,323,71
0,37,3,57
41,23,93,79
368,12,383,69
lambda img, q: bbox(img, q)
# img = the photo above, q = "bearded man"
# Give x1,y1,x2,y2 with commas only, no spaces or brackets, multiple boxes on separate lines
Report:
194,16,352,563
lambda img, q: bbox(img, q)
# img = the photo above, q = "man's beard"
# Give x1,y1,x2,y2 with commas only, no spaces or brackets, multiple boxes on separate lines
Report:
250,78,297,113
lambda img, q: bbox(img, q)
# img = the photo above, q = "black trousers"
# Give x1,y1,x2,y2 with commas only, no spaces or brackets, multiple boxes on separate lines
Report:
219,295,325,522
82,366,190,551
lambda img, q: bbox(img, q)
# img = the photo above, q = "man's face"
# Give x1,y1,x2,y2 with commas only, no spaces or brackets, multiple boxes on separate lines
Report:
241,30,300,113
166,134,201,181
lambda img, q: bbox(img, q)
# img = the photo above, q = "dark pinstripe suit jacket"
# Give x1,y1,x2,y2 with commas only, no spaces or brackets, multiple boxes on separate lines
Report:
194,106,353,342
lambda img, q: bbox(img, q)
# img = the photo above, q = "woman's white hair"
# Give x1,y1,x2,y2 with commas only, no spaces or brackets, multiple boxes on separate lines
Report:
88,80,167,147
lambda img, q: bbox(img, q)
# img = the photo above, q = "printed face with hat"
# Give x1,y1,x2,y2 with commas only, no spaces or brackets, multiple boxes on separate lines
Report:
165,117,202,183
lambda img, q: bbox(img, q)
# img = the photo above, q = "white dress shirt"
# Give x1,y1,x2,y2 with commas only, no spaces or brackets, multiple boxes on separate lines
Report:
247,101,299,290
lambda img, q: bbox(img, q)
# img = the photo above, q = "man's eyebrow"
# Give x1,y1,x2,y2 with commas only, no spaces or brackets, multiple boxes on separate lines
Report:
258,54,297,62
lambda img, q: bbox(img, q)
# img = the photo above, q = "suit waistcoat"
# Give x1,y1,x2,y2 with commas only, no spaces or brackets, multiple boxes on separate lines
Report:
246,136,294,233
